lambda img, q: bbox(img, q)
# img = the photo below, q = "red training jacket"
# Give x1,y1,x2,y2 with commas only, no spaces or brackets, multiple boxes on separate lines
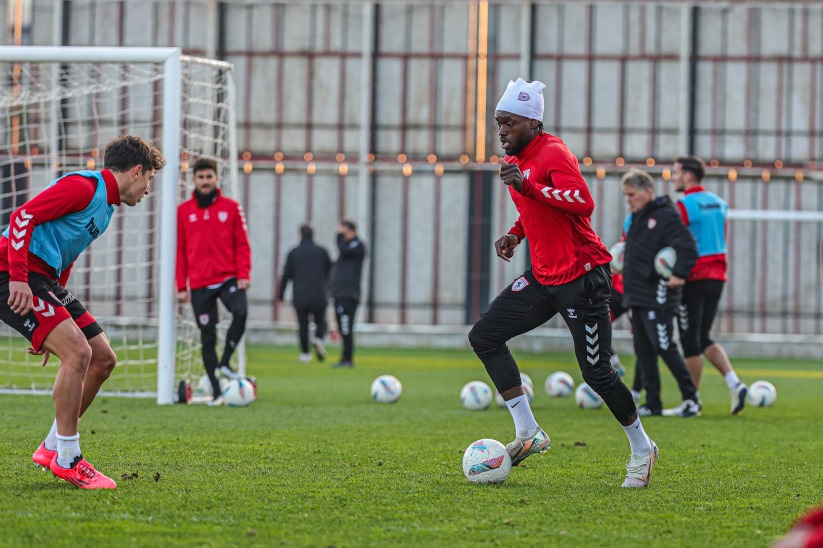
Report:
176,190,252,292
504,132,612,285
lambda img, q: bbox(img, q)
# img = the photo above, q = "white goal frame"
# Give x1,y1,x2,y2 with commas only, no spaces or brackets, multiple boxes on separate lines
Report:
0,46,223,405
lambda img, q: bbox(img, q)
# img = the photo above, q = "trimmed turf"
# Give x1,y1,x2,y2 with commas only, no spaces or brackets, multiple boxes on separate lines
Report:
1,344,821,547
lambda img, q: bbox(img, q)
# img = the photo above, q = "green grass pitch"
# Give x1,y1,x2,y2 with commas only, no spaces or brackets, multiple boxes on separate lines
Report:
1,344,821,546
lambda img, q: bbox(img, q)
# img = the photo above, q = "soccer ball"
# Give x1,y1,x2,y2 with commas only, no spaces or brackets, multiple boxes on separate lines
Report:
654,246,677,279
575,382,604,409
747,380,777,407
495,379,534,408
197,374,229,397
520,372,533,390
371,375,402,403
460,381,493,411
609,241,626,273
462,439,512,485
545,371,575,397
222,378,256,407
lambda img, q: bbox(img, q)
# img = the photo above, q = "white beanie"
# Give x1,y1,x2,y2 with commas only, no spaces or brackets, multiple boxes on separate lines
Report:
495,78,546,121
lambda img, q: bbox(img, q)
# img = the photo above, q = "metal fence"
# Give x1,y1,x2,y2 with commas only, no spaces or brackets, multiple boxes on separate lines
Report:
4,0,822,343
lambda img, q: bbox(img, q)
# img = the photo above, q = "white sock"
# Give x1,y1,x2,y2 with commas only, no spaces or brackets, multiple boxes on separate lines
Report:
622,417,652,455
724,371,741,390
44,419,58,451
506,395,540,440
56,433,81,469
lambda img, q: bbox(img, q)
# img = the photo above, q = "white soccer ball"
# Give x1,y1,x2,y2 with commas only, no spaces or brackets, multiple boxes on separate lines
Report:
520,372,533,390
609,241,626,273
460,381,493,411
462,438,512,485
222,378,256,407
197,374,229,397
575,382,604,409
523,382,534,403
495,379,535,408
371,375,402,403
654,246,677,279
747,380,777,407
545,371,575,398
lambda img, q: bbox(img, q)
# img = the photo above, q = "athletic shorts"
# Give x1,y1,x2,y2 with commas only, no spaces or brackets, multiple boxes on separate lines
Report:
0,271,102,351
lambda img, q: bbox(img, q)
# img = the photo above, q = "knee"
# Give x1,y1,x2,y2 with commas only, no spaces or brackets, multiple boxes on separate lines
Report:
89,347,117,381
231,308,247,324
700,336,714,353
60,341,93,374
468,320,498,355
582,366,617,393
200,327,217,345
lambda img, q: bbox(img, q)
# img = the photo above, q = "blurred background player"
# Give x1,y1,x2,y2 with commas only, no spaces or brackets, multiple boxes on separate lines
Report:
329,220,366,368
279,223,332,363
0,135,164,489
468,78,658,488
620,169,700,418
673,156,748,415
176,158,252,405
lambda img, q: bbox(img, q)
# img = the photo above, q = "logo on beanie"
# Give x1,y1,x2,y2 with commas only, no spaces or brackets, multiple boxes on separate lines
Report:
518,92,530,101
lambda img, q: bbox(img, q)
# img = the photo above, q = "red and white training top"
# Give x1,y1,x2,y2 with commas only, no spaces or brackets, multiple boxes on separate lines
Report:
176,190,252,292
504,132,612,286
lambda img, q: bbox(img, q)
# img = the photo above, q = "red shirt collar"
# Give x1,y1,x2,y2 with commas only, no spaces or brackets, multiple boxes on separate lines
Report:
684,185,705,195
101,169,122,206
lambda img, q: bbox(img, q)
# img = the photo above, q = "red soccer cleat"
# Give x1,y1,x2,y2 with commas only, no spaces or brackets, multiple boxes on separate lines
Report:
32,442,56,470
50,456,117,489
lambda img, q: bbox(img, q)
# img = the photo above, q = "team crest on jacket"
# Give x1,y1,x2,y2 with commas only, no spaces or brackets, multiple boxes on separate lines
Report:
523,169,530,180
198,313,210,326
218,211,228,222
647,218,657,229
511,276,529,292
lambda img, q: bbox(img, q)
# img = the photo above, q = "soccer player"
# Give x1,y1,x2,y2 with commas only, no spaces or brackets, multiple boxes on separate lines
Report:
620,169,701,418
279,223,332,363
0,135,164,489
673,156,748,414
329,219,366,368
468,78,658,488
176,158,251,405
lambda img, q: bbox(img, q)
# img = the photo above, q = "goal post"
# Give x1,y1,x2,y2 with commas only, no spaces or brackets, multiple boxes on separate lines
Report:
0,46,238,404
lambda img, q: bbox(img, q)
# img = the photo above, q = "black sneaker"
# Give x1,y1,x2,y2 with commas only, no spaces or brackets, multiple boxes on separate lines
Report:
332,360,354,368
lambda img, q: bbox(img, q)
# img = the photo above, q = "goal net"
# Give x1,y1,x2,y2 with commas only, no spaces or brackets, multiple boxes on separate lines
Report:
0,47,239,403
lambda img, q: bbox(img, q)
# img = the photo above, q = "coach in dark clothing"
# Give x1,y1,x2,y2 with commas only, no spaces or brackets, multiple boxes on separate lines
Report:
329,219,366,368
621,169,701,418
279,224,332,363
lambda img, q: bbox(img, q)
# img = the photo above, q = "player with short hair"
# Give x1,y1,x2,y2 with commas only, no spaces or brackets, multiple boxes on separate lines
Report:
0,135,165,489
620,169,701,418
673,155,748,415
279,223,332,363
469,78,658,488
329,219,366,368
176,158,252,405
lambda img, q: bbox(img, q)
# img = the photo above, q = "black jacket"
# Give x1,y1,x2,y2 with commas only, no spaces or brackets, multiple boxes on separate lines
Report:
279,238,332,309
330,234,366,302
622,196,697,310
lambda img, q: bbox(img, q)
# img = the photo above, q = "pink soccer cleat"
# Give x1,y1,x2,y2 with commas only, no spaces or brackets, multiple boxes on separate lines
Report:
50,456,117,490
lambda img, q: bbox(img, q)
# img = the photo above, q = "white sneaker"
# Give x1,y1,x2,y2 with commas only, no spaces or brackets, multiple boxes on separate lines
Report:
731,382,748,415
506,428,551,467
219,365,242,380
313,339,327,362
299,353,312,363
663,399,702,418
207,395,224,407
622,439,659,488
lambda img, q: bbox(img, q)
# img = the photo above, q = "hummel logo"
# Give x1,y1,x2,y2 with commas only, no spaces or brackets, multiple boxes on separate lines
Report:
567,308,577,318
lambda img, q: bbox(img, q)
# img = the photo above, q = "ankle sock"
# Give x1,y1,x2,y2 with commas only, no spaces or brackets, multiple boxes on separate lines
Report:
622,417,652,455
56,432,81,469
